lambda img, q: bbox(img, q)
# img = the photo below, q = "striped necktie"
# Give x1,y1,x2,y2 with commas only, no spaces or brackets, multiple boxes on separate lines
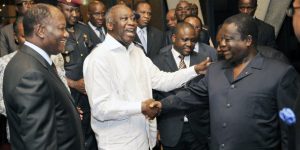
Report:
178,55,187,69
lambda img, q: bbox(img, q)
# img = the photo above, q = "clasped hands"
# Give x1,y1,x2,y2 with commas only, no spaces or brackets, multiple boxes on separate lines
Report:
142,99,162,120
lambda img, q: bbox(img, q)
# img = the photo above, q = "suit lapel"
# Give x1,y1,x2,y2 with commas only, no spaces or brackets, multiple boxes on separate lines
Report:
21,46,74,103
163,48,178,72
147,27,154,55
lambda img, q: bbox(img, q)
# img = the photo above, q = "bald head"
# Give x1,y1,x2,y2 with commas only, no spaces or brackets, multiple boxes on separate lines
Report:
88,1,106,28
166,9,177,29
238,0,257,16
175,1,192,22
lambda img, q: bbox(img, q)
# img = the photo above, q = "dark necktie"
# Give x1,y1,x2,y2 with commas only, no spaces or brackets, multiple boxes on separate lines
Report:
178,55,187,69
96,27,105,42
51,63,58,76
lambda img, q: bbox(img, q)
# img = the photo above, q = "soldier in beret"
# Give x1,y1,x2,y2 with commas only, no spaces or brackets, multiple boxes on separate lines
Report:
57,1,97,150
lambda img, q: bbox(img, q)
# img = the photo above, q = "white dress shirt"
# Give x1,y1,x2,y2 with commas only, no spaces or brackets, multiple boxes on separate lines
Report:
83,34,197,150
193,42,199,53
137,27,148,52
171,46,191,67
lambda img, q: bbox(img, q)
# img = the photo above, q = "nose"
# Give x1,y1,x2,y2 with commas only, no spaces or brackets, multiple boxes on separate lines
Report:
64,29,69,38
71,10,77,17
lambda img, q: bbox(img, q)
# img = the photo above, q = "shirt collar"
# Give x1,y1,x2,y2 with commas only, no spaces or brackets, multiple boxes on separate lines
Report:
137,26,147,33
24,41,52,65
105,34,135,52
221,53,263,70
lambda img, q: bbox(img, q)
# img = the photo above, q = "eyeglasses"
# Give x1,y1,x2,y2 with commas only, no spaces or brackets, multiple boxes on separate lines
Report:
17,1,34,7
286,6,300,17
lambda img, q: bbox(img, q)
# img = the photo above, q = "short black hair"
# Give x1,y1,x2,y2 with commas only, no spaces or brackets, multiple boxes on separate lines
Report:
133,1,150,11
223,13,258,43
23,3,52,37
173,22,195,36
13,16,23,35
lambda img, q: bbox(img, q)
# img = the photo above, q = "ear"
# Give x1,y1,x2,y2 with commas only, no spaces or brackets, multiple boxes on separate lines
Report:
245,35,253,47
35,24,46,39
87,13,91,20
171,34,176,44
106,21,113,31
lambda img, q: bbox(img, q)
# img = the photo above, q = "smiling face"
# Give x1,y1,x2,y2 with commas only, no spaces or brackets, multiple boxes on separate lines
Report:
107,5,137,46
218,23,251,63
58,3,79,26
175,1,192,22
172,24,196,56
43,7,69,55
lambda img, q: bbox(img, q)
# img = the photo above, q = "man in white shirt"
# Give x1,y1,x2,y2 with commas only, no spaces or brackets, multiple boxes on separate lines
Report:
83,4,210,150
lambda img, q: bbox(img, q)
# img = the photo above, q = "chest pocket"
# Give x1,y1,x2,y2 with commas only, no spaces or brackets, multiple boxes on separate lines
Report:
247,92,277,120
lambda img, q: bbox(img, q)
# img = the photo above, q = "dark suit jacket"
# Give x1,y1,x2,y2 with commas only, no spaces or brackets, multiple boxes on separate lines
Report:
152,45,210,147
135,26,164,60
161,53,299,150
3,45,84,150
87,23,106,46
295,93,300,150
196,42,218,62
165,29,211,46
255,18,277,48
0,23,18,56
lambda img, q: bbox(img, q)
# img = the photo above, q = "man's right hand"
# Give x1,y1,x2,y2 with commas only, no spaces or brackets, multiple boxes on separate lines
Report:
142,99,161,119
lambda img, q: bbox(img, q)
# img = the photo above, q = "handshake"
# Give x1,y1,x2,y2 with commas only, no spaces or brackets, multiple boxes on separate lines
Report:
141,99,162,120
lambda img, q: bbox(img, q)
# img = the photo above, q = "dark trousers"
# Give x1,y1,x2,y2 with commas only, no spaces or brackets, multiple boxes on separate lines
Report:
163,123,208,150
71,90,98,150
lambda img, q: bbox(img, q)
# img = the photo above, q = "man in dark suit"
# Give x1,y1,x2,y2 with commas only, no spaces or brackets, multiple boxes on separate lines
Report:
184,16,217,60
3,4,84,150
149,14,299,150
87,1,106,46
134,1,164,60
238,0,276,48
0,0,34,56
57,0,97,150
153,22,210,150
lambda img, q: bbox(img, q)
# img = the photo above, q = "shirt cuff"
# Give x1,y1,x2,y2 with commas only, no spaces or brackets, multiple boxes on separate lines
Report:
187,66,198,77
125,101,142,115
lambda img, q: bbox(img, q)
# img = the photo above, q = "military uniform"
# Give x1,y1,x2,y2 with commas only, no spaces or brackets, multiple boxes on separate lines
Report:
62,21,97,150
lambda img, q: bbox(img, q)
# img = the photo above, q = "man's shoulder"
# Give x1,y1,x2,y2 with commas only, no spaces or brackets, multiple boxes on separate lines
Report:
148,26,163,34
0,23,13,34
255,18,274,30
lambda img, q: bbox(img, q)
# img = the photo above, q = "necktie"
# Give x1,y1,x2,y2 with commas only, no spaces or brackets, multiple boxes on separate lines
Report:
139,29,147,53
51,63,58,76
96,27,105,42
178,55,187,69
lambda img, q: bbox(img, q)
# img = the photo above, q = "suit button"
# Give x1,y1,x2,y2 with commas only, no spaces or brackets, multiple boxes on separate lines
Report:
231,84,235,89
222,123,227,128
220,144,225,149
226,103,231,108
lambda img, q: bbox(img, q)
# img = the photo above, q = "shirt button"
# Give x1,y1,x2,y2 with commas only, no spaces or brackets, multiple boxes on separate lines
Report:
231,84,235,89
226,103,231,108
222,123,227,128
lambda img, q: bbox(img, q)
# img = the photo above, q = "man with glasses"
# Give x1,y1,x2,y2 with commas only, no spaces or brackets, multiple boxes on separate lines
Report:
87,1,106,45
238,0,276,48
0,0,34,57
57,0,97,150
